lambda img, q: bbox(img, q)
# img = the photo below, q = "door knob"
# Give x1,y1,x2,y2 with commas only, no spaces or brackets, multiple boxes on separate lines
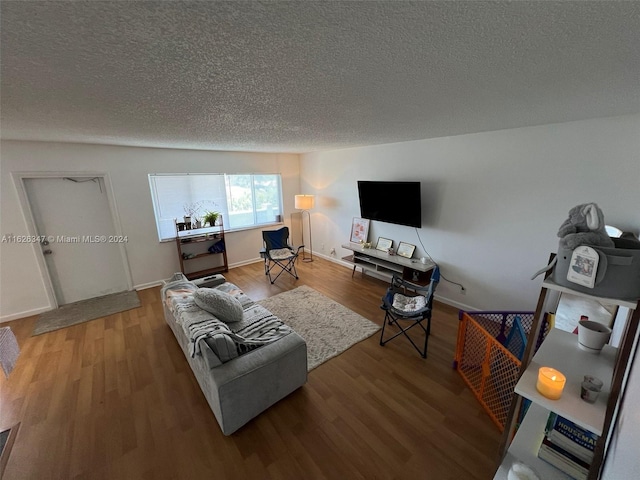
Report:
43,249,53,255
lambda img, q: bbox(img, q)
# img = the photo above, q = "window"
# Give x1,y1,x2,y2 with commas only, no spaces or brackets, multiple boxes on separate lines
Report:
149,174,283,241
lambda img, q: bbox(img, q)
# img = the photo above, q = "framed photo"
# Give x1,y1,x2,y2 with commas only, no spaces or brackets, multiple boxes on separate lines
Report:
397,242,416,259
350,217,370,243
376,237,393,252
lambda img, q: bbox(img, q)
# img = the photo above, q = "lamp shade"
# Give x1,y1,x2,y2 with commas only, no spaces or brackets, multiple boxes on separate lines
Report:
295,194,315,210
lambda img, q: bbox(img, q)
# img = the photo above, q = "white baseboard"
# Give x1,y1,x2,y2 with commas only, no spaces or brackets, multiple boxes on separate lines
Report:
2,254,477,323
229,258,263,268
225,253,481,314
311,251,352,267
133,280,164,290
137,259,264,292
314,250,477,312
432,295,476,312
0,306,51,323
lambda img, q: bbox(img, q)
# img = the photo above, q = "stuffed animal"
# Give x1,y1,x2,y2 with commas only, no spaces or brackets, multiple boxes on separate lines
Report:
557,203,614,250
531,202,616,281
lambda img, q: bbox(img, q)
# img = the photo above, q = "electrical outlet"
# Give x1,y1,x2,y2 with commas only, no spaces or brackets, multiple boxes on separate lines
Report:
461,286,466,295
321,243,325,251
329,247,336,255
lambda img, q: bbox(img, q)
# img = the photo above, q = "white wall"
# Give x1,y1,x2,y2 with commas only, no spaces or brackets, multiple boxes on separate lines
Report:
0,141,299,320
301,114,640,311
602,327,640,478
3,114,638,320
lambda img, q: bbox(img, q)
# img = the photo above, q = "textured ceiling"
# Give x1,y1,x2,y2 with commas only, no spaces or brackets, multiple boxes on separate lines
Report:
1,1,639,153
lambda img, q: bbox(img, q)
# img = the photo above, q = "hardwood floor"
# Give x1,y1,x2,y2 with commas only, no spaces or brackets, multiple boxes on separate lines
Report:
0,258,501,479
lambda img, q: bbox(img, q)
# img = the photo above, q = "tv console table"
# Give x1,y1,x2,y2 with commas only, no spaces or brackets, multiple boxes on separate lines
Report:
341,243,436,285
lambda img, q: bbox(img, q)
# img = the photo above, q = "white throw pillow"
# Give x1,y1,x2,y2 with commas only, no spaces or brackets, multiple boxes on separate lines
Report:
193,288,244,323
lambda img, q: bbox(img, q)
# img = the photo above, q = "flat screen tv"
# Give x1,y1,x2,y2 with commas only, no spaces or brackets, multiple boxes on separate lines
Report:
357,181,422,228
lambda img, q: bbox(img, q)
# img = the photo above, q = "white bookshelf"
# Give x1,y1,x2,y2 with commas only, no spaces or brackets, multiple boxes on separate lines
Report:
494,403,570,479
495,270,639,480
494,327,616,479
542,279,637,310
515,328,616,435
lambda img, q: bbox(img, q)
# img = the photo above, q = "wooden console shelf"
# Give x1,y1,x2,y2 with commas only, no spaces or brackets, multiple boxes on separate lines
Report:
176,220,228,280
341,242,436,285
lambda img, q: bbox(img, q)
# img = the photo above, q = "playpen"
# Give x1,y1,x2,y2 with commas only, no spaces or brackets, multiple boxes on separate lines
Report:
454,311,549,430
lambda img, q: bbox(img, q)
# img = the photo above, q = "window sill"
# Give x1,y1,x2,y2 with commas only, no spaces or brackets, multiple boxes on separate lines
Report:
159,222,284,243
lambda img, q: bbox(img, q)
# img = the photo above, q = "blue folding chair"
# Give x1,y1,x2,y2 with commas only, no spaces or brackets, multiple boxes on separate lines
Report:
380,266,440,358
260,227,304,284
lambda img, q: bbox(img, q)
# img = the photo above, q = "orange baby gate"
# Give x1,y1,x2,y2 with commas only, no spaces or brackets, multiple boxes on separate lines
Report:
453,311,547,431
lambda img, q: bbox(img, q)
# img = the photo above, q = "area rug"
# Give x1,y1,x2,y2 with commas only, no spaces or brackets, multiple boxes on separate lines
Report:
258,285,380,370
0,327,20,377
32,290,141,336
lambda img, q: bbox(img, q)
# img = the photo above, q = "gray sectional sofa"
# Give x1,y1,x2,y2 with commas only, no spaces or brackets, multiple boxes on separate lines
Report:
161,274,307,435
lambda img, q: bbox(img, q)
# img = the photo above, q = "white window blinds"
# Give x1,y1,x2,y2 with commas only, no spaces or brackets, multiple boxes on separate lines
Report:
149,173,282,241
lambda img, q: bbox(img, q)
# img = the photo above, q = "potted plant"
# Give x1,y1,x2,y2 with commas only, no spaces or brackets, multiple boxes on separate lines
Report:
203,211,220,227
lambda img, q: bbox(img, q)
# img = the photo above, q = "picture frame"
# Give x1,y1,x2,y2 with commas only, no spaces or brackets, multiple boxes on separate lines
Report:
397,241,416,259
376,237,393,252
350,217,370,243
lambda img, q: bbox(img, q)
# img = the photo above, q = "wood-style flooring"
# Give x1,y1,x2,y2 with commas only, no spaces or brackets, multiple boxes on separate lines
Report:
0,258,501,479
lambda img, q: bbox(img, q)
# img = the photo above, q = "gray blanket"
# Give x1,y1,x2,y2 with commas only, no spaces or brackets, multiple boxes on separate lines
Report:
187,303,291,358
162,278,291,361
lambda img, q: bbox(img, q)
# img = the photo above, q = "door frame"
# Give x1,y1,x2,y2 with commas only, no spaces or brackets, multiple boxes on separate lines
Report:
12,171,134,309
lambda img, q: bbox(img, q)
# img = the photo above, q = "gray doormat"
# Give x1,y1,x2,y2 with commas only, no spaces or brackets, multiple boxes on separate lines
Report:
32,290,141,336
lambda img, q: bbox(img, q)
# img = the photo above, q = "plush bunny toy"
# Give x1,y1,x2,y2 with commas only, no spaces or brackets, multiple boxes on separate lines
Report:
557,203,615,250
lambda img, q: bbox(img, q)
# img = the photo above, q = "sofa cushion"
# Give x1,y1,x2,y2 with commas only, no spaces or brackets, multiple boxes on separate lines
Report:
194,288,244,323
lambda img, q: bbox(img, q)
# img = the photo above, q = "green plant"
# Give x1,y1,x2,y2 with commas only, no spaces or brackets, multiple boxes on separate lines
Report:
203,211,220,226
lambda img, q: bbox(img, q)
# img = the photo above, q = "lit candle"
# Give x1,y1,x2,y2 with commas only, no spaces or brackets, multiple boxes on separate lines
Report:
536,367,566,400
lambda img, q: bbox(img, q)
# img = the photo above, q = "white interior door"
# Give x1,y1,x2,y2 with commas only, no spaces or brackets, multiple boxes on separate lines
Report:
24,177,130,305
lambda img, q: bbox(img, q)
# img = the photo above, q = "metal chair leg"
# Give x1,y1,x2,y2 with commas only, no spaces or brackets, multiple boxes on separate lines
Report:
266,256,300,284
380,311,430,358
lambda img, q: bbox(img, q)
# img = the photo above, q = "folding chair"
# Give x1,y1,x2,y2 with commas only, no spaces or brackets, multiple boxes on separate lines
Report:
260,227,304,284
379,266,440,358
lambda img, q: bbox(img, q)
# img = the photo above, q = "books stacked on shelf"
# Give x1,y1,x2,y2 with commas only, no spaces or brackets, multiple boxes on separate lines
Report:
537,412,599,480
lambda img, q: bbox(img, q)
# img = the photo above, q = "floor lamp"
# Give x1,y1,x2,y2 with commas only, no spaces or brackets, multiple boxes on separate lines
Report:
294,194,315,262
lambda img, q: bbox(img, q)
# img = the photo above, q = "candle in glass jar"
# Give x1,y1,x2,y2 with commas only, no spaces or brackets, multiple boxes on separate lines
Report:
536,367,566,399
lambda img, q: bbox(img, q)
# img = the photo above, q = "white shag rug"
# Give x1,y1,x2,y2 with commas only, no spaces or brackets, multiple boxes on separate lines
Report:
258,285,380,371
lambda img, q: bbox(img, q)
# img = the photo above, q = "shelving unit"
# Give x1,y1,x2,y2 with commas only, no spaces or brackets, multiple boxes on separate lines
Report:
495,259,640,480
341,242,436,285
515,329,616,436
175,219,228,280
540,278,638,311
495,404,571,479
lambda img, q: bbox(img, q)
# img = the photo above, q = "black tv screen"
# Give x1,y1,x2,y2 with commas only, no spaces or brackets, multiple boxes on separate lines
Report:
357,181,422,228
